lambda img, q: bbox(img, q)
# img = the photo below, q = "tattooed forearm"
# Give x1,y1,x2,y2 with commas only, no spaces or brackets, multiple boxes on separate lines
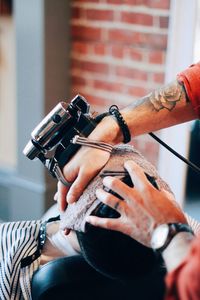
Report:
149,81,184,111
120,78,196,139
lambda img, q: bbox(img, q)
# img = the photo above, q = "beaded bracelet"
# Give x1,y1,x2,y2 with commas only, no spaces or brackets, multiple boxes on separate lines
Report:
109,105,131,143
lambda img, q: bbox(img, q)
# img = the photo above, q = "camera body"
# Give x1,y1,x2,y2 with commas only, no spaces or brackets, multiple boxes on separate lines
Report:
23,95,98,179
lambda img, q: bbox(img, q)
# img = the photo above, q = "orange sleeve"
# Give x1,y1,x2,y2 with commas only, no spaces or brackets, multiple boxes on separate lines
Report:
165,235,200,300
177,62,200,118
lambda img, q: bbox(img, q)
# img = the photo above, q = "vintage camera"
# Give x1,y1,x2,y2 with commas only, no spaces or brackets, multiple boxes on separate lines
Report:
23,95,98,184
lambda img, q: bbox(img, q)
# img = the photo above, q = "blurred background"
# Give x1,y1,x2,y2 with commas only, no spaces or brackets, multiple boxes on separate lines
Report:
0,0,199,221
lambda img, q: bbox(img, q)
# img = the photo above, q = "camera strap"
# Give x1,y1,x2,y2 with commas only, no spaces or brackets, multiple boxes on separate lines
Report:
71,135,113,153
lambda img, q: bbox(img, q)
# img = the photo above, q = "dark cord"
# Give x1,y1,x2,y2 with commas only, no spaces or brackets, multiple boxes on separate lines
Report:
149,132,200,175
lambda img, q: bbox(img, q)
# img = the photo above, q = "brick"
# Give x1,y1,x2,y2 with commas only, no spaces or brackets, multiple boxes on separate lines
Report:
115,66,148,81
159,16,169,28
71,7,82,19
106,0,170,9
0,0,12,15
145,33,168,50
86,9,114,21
93,79,124,93
82,61,109,74
70,0,170,167
72,42,90,55
107,0,143,4
126,85,150,97
71,75,86,86
151,72,165,84
108,29,143,45
70,59,80,70
127,47,143,61
71,25,102,42
72,59,110,74
77,93,110,107
106,0,124,4
148,50,165,64
121,12,153,26
73,0,100,2
93,43,108,55
146,0,170,10
124,0,146,4
111,45,124,58
108,29,168,49
71,59,82,69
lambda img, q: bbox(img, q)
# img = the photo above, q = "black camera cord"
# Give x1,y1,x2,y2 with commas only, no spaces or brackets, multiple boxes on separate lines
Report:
149,132,200,175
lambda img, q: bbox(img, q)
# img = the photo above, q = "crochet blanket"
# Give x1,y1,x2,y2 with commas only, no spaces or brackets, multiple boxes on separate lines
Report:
60,144,172,232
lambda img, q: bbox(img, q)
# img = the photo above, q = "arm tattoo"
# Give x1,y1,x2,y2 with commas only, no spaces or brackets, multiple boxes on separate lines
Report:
149,81,184,111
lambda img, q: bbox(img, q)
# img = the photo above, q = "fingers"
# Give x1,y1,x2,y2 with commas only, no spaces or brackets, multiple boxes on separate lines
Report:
102,176,132,201
124,160,153,192
96,188,124,214
57,169,95,209
86,215,119,231
66,169,98,204
56,162,78,211
57,166,100,209
54,192,58,201
101,174,144,207
57,181,69,212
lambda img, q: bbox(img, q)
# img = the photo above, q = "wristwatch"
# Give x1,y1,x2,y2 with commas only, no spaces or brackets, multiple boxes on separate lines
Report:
151,223,194,252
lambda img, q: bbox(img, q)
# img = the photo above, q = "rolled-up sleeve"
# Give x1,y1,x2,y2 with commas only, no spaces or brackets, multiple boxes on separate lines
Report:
165,235,200,300
177,62,200,118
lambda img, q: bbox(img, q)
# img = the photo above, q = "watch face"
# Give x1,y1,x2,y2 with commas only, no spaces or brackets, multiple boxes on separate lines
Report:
151,224,169,249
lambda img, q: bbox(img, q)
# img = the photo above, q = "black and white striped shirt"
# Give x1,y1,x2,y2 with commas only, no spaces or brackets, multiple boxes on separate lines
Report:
0,220,42,300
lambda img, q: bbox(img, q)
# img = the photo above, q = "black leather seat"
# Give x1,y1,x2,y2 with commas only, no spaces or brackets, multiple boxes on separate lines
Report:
32,255,166,300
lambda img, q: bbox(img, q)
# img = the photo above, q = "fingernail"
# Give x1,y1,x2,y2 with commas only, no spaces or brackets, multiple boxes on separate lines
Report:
54,192,58,201
67,194,76,204
102,176,112,185
96,188,101,195
60,205,65,212
85,216,90,223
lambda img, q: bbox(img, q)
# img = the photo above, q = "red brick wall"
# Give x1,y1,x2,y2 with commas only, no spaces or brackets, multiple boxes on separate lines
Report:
0,0,12,15
69,0,171,165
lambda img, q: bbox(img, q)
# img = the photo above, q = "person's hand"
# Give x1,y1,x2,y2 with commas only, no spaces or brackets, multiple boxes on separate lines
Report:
55,116,122,211
86,160,187,247
56,147,111,211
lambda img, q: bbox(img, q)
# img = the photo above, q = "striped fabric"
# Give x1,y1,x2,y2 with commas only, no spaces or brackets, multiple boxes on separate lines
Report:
0,214,199,300
186,214,200,236
0,220,42,300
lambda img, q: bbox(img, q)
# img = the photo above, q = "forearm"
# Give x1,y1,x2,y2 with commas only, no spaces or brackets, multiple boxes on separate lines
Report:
162,231,194,272
121,81,197,136
90,80,197,144
57,78,198,207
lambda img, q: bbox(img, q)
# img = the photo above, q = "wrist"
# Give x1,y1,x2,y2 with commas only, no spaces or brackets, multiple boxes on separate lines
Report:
108,105,131,143
162,231,194,272
89,115,123,144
